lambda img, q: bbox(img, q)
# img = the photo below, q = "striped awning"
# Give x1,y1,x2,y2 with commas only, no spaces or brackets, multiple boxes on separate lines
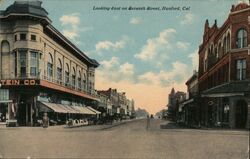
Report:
87,106,101,114
39,102,67,113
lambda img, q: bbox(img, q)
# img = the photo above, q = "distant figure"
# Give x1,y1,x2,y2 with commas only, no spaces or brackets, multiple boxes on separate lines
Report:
42,113,49,128
146,115,150,130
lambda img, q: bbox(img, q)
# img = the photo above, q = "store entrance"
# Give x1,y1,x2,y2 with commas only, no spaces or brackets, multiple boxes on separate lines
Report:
235,100,247,128
17,96,31,126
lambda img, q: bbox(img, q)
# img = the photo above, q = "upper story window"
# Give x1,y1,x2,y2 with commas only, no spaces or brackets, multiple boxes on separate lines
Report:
19,50,27,77
30,51,38,77
20,33,27,41
47,53,53,79
14,35,18,41
65,64,70,86
236,59,246,80
236,29,247,48
78,71,81,90
72,68,76,88
83,73,86,90
31,34,36,41
226,33,230,52
57,59,62,83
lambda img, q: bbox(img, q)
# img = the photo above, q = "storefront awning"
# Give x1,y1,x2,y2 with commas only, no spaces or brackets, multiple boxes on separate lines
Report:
87,106,101,114
61,105,79,114
74,106,96,115
39,102,67,113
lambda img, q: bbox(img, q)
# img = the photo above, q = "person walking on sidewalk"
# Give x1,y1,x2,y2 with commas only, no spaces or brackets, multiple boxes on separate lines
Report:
42,113,49,128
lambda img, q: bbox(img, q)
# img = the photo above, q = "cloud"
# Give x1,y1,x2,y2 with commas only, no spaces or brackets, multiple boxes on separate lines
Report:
138,61,190,87
119,62,134,76
95,36,129,53
97,57,134,83
176,41,190,50
180,13,194,25
60,13,80,26
188,49,199,70
134,28,176,61
237,0,249,4
99,57,120,70
129,17,142,24
59,13,92,44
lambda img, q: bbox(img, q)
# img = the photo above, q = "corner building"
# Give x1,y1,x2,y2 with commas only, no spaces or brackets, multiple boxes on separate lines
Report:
198,3,250,129
0,1,99,126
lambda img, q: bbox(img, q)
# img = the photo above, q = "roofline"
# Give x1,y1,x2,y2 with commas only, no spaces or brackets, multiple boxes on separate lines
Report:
46,25,99,67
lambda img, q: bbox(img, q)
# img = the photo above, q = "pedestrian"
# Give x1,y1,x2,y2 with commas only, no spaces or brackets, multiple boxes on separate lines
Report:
146,115,150,130
42,112,49,128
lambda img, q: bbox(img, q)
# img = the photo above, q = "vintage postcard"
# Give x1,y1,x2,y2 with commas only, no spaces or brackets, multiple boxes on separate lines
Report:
0,0,249,158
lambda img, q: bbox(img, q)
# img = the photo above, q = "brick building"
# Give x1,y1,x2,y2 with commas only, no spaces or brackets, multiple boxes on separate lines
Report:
0,1,99,126
198,2,250,128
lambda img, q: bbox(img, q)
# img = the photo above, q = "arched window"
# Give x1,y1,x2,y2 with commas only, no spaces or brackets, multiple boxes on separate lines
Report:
57,59,62,83
226,33,230,52
236,29,247,48
83,73,86,91
223,37,227,55
204,50,208,72
72,67,76,88
78,70,81,90
47,53,53,80
1,41,11,77
218,42,222,58
65,63,70,86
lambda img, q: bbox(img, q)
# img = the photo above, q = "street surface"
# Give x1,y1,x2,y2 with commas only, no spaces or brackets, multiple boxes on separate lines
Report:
0,119,249,159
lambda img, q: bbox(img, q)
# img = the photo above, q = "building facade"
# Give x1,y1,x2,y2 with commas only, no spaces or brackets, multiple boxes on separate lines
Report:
179,71,199,127
166,88,186,121
0,1,99,126
198,2,250,129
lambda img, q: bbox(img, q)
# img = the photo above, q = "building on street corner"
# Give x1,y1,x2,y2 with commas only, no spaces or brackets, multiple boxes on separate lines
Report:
0,1,100,126
197,2,250,129
178,70,199,127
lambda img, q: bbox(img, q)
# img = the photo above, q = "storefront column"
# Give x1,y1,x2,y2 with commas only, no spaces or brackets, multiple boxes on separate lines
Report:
30,104,33,126
246,99,250,129
26,104,28,125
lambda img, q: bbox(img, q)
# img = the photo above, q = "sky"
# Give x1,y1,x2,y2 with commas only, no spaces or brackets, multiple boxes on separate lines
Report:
0,0,249,114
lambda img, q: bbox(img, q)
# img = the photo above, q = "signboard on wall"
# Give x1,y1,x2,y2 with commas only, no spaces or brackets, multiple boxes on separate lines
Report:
0,79,40,86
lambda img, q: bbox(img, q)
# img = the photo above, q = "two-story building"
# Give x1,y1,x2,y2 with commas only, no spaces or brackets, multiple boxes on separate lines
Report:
0,1,99,126
198,2,250,129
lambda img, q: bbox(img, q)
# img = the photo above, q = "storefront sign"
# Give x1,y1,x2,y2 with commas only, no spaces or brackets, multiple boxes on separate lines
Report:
0,79,39,86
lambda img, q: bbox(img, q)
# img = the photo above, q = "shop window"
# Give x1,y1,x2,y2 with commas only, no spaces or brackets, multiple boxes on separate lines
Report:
65,64,70,86
236,59,246,80
47,53,53,80
30,51,38,77
20,33,26,41
236,29,247,48
31,34,36,41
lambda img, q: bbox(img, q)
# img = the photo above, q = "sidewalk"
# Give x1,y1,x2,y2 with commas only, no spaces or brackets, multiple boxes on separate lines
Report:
0,119,136,131
63,119,134,131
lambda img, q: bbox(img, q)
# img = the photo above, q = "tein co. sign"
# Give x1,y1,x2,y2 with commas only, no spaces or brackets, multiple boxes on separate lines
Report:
0,79,39,86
